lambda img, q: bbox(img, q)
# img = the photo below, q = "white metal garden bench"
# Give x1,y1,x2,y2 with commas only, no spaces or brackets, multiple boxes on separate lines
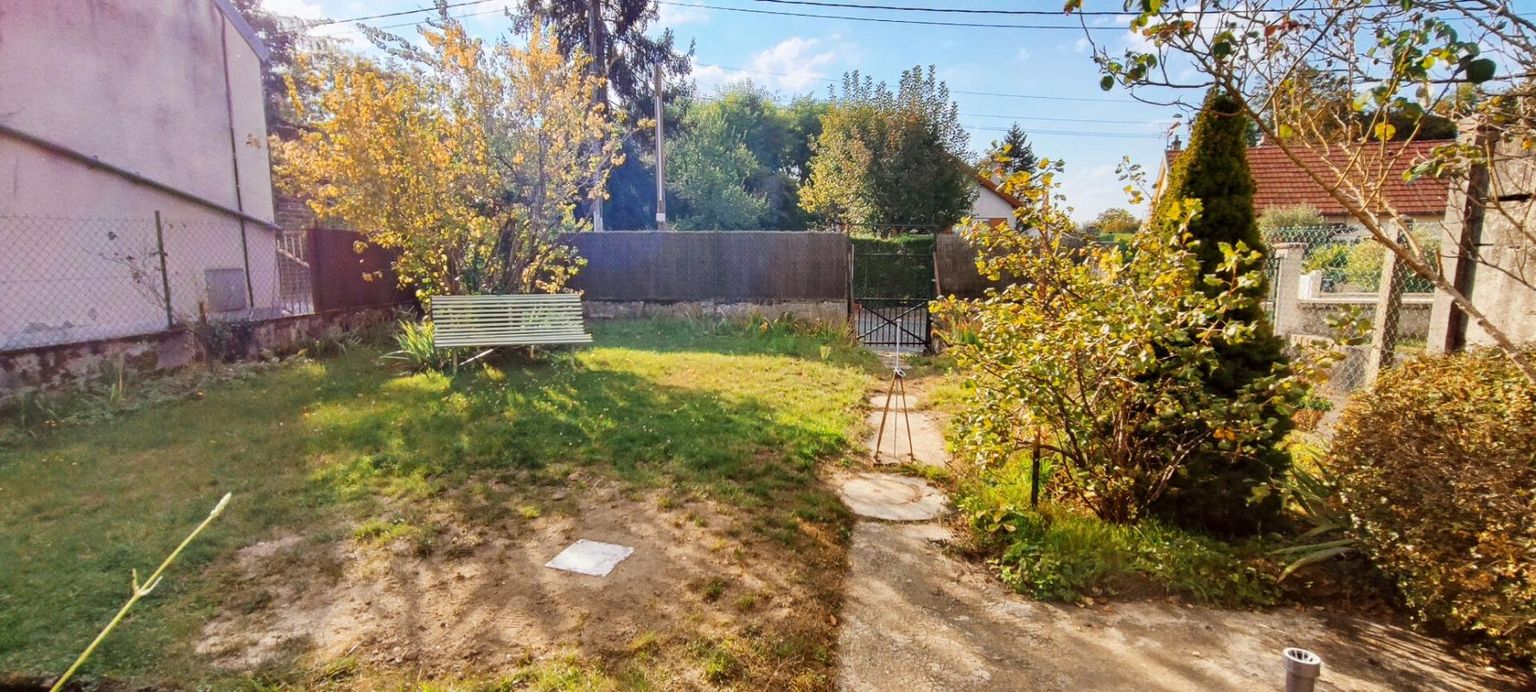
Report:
430,294,592,360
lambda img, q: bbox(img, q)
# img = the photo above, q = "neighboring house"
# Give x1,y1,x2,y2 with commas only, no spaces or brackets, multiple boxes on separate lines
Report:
932,172,1026,297
1157,140,1453,231
969,173,1025,228
1243,141,1452,230
0,0,277,350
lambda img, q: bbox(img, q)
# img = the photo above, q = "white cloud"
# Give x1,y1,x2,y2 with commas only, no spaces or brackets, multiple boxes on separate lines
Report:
260,0,325,19
308,22,364,46
1074,36,1093,53
260,0,372,45
690,62,740,94
743,36,844,92
1124,26,1155,53
1015,46,1031,62
658,3,710,28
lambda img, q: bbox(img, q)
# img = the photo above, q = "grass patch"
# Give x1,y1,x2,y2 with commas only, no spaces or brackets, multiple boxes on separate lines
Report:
946,418,1274,607
0,317,877,686
904,357,1275,608
971,505,1274,606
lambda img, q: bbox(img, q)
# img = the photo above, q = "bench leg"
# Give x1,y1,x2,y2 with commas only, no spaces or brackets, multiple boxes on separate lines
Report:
459,348,497,368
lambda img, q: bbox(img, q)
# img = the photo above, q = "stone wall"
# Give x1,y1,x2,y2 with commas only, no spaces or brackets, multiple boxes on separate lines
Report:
0,305,405,393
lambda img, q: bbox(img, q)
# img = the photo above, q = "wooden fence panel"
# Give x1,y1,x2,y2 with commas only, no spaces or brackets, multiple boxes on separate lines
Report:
309,229,414,312
565,231,849,301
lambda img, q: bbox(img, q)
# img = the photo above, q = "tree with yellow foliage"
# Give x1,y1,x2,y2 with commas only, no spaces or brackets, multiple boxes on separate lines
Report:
275,17,629,297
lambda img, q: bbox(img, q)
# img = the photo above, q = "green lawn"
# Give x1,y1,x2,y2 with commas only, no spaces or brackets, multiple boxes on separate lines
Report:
0,317,879,688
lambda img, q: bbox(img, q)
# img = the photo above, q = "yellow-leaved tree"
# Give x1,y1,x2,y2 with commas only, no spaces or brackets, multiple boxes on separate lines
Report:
275,17,628,297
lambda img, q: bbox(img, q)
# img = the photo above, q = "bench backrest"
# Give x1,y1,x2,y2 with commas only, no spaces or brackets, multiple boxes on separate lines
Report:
430,293,592,347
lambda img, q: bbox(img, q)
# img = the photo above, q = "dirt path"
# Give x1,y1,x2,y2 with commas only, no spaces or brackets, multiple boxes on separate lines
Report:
833,382,1531,691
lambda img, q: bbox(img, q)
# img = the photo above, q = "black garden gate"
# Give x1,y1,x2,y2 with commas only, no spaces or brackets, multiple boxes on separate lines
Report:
848,233,935,352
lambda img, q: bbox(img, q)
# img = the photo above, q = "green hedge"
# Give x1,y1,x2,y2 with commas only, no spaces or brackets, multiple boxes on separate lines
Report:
850,234,934,300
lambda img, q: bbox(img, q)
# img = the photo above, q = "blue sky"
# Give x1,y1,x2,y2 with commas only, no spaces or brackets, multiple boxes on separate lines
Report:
264,0,1201,222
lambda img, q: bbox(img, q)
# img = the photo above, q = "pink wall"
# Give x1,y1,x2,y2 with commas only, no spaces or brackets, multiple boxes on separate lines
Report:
0,0,278,350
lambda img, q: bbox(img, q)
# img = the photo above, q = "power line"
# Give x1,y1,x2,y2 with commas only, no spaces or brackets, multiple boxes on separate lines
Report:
953,87,1135,103
965,113,1177,125
968,125,1165,139
742,0,1140,16
309,0,1533,33
656,0,1128,30
742,0,1525,18
371,5,515,30
309,0,507,27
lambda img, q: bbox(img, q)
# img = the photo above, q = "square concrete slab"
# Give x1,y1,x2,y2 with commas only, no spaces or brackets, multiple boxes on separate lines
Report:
544,539,635,577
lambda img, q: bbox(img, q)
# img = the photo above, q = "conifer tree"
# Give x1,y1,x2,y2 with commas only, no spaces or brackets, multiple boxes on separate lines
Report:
988,124,1038,174
1150,89,1293,535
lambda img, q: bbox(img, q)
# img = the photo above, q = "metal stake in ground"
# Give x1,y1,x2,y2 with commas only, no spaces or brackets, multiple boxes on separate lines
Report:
873,366,915,463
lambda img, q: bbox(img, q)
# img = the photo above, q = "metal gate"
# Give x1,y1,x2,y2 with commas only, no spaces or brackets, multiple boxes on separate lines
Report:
849,234,935,352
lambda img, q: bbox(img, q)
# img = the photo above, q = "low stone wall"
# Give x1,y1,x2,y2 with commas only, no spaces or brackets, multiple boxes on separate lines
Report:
1292,296,1433,341
0,305,406,392
584,300,847,326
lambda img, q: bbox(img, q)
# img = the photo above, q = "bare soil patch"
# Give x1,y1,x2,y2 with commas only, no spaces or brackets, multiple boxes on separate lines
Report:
838,520,1532,691
199,474,847,688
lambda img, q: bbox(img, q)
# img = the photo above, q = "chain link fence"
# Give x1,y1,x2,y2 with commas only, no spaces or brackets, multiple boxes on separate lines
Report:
1263,224,1435,401
0,214,314,352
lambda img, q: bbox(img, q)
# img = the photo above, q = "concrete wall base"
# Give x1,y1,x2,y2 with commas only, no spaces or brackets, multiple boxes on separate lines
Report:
0,305,406,393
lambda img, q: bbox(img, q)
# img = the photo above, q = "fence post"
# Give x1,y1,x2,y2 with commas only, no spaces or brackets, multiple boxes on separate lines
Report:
238,219,255,307
1269,242,1306,339
307,228,325,313
155,211,174,329
1363,229,1408,384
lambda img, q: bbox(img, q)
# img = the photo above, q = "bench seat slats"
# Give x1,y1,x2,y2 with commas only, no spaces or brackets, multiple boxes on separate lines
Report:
429,293,592,348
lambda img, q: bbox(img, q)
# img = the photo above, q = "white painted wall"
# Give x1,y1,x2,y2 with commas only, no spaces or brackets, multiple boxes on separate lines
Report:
0,0,278,350
971,182,1017,224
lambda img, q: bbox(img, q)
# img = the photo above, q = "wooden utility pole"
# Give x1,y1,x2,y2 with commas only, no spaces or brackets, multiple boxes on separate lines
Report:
654,63,668,230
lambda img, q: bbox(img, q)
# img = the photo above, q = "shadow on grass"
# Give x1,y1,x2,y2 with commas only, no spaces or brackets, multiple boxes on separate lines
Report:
0,318,872,684
306,355,855,517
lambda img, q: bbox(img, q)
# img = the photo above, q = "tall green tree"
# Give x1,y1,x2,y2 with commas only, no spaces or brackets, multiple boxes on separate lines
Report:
1149,89,1294,535
987,124,1038,174
666,104,769,229
801,67,975,230
685,84,824,228
516,0,693,228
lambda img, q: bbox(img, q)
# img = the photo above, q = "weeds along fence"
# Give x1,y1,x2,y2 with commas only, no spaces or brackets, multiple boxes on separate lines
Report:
0,214,408,353
1262,224,1435,400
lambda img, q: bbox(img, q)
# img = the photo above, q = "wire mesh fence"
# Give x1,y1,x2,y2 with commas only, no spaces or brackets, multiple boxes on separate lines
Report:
1262,224,1435,400
0,214,315,352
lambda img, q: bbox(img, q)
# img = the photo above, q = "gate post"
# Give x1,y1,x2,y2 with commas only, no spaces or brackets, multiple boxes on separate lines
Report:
1270,242,1306,339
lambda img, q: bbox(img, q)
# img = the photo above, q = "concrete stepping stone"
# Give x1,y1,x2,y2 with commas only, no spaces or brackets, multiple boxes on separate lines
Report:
837,473,947,522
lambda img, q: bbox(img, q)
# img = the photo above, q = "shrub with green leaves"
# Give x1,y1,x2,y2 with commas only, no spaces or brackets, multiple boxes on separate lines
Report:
1332,346,1536,662
936,157,1309,525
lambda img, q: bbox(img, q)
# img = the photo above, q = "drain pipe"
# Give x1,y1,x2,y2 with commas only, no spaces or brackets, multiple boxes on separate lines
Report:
1283,648,1322,692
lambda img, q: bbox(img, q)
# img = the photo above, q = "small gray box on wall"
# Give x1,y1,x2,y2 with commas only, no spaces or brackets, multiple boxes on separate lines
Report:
205,268,248,312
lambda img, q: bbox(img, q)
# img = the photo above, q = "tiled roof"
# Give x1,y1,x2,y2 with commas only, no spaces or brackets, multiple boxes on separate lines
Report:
1170,140,1452,216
